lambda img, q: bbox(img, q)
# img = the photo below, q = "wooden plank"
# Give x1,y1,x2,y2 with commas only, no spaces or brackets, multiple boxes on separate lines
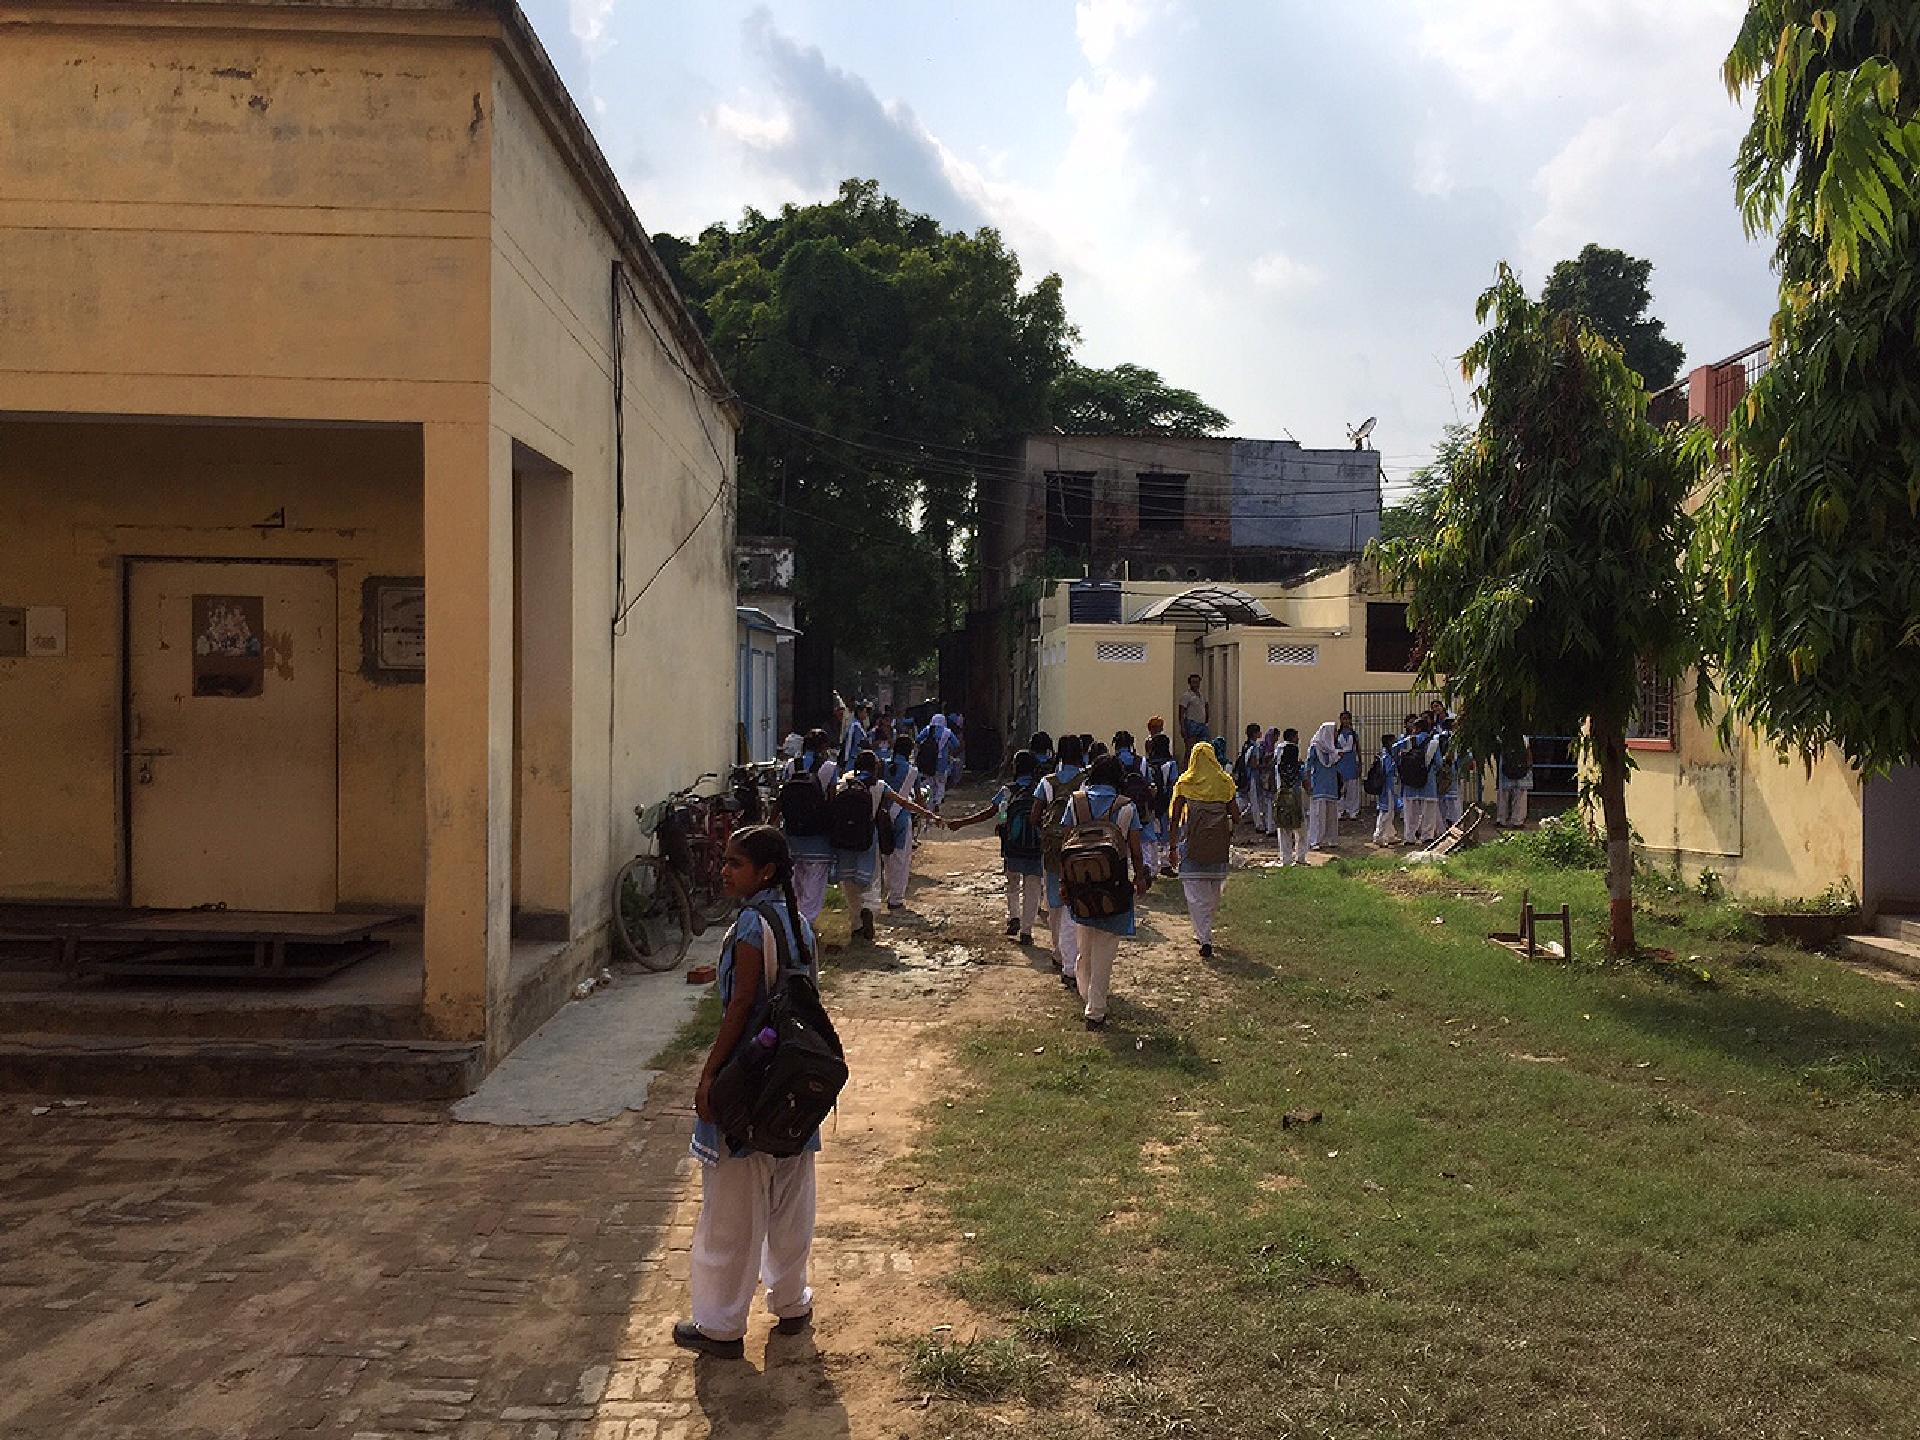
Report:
90,912,400,944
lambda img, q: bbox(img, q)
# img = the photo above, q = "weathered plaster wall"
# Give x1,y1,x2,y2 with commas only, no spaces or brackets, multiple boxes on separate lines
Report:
1230,440,1381,553
487,60,738,936
0,420,425,905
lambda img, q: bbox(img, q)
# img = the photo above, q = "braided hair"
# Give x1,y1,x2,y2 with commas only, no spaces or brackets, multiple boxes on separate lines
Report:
728,823,811,971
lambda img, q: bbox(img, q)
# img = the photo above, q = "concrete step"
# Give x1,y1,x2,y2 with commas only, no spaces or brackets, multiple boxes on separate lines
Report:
1872,914,1920,945
0,1034,482,1101
1842,932,1920,980
0,989,422,1042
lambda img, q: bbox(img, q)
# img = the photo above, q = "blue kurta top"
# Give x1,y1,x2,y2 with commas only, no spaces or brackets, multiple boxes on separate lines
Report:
1374,748,1399,808
1306,750,1342,800
1334,728,1361,781
1394,735,1440,800
691,892,822,1165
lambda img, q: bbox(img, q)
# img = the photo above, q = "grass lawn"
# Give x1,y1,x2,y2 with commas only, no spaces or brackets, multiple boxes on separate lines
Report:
918,834,1920,1438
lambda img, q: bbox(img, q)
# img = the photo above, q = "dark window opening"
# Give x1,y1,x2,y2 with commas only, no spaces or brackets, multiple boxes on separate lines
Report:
1045,470,1094,557
1365,602,1417,672
1628,658,1677,743
1137,472,1188,532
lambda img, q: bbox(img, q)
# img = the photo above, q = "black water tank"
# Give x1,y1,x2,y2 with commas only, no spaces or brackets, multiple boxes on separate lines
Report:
1068,580,1123,624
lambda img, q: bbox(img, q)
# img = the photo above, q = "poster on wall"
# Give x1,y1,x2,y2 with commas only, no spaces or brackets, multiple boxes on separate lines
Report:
376,584,426,670
192,594,265,698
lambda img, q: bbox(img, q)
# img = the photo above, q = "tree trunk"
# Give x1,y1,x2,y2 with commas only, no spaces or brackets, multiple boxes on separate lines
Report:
1591,710,1637,955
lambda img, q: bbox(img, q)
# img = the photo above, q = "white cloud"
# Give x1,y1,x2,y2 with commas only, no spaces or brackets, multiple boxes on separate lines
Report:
1075,0,1151,68
709,102,793,150
1250,251,1323,293
568,0,618,58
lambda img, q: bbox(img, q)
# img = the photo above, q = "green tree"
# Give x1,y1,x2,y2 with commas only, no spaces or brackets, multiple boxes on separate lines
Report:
656,180,1074,695
1377,265,1707,954
1540,244,1687,389
1698,4,1920,770
1379,423,1469,543
1048,362,1229,435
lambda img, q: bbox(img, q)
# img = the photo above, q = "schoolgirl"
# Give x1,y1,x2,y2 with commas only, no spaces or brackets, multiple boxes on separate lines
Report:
1168,743,1241,959
1335,711,1363,820
677,825,820,1360
1030,733,1086,989
1112,731,1145,776
1028,731,1056,777
1305,722,1342,850
1235,723,1262,814
873,732,921,910
1141,732,1177,875
947,750,1044,944
833,749,938,942
915,715,956,811
778,728,839,926
1394,718,1441,846
1274,728,1308,866
1065,757,1152,1030
1248,726,1279,835
1371,732,1400,846
1496,733,1534,829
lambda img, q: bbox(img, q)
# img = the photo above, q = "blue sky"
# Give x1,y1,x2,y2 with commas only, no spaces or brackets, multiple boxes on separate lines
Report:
519,0,1775,489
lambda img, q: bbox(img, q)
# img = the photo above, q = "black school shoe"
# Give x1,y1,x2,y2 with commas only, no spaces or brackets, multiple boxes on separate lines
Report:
1200,942,1213,958
857,908,876,941
775,1310,813,1336
1019,931,1033,946
1005,916,1021,937
671,1321,744,1359
1085,1015,1107,1030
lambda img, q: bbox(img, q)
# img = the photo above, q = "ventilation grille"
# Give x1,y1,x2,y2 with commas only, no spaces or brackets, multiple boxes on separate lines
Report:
1267,643,1319,666
1096,641,1149,664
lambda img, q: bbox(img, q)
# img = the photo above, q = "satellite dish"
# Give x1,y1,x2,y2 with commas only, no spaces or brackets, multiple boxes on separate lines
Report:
1346,416,1378,450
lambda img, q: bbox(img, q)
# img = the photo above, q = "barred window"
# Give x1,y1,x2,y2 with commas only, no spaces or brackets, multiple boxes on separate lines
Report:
1267,643,1319,666
1096,641,1149,664
1628,658,1676,742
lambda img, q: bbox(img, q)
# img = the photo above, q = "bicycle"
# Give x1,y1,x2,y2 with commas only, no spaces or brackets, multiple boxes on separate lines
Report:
612,772,749,970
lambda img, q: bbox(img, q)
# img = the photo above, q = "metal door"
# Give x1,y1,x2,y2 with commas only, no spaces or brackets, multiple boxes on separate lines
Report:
127,560,338,911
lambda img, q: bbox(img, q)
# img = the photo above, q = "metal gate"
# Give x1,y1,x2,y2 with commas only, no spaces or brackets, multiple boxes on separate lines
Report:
1343,688,1446,753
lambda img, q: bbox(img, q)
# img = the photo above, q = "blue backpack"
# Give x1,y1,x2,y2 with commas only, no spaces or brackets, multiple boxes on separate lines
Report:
1003,777,1042,858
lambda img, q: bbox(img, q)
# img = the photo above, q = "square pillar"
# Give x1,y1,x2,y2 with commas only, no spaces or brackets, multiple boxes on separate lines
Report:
422,420,513,1043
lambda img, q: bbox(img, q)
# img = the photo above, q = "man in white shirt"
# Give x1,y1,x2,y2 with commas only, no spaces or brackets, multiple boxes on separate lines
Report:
1178,675,1209,758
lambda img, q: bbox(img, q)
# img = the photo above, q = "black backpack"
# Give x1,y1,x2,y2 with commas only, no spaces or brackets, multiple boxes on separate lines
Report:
707,904,848,1158
1121,764,1156,816
1399,738,1431,791
779,759,828,838
1363,756,1386,796
1502,743,1533,781
1233,745,1253,789
827,779,876,851
1148,760,1173,816
915,733,941,775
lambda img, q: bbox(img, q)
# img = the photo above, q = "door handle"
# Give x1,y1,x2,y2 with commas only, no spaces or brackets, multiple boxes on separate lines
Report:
127,748,171,786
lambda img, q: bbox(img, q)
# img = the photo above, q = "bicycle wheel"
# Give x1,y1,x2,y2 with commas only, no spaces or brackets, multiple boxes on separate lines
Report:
612,856,693,971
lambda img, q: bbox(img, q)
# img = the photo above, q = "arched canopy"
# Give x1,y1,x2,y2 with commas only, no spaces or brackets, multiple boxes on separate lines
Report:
1127,586,1283,628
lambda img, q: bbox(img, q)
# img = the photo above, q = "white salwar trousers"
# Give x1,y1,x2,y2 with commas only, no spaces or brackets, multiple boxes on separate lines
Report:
880,836,913,905
792,858,831,927
1183,877,1225,945
1497,786,1529,827
1276,827,1307,866
1339,782,1363,820
1005,871,1042,932
1307,797,1340,849
690,1151,816,1341
1076,927,1121,1022
1048,898,1080,978
1373,804,1397,846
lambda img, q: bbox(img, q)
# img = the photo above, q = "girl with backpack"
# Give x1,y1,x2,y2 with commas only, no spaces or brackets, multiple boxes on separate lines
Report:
777,728,839,926
1169,743,1241,959
1141,732,1177,876
1496,733,1533,828
1234,723,1261,814
1030,734,1087,990
1062,756,1153,1029
831,749,937,943
677,825,822,1360
1028,731,1055,777
1305,722,1343,850
915,715,955,812
1247,727,1279,835
1274,728,1308,866
947,750,1044,944
1334,712,1363,821
1394,718,1441,846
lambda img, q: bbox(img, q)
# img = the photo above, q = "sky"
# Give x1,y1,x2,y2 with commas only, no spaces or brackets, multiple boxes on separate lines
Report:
518,0,1777,492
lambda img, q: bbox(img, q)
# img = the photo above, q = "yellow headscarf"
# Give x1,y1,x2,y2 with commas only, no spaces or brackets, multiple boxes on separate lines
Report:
1172,741,1237,804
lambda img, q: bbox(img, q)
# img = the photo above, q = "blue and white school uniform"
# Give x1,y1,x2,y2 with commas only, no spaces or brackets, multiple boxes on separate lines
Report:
1372,748,1399,845
1438,739,1467,829
1139,758,1175,870
1067,786,1141,1023
1395,733,1441,844
689,894,818,1342
1176,794,1231,947
1497,737,1533,828
829,774,882,891
1305,730,1343,849
1033,762,1084,977
781,753,838,923
839,719,868,768
877,756,920,907
996,779,1044,933
1335,726,1363,818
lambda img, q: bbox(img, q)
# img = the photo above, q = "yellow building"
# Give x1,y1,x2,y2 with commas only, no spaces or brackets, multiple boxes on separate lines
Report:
1626,350,1920,919
0,0,740,1089
1036,563,1452,759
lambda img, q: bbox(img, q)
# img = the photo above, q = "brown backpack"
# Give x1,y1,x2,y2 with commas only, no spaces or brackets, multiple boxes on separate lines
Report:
1183,799,1233,866
1060,794,1135,921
